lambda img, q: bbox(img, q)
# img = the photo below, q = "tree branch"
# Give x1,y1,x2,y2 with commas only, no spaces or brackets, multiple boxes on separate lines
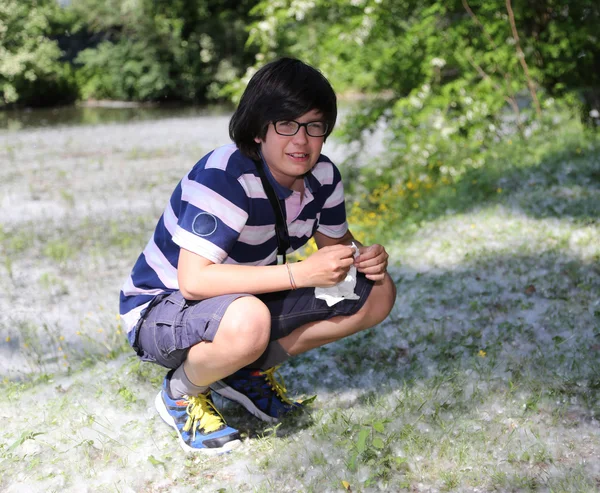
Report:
461,0,520,121
505,0,542,117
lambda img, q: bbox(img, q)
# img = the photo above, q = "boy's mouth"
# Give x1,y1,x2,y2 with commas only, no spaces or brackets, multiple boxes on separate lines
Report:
287,152,309,159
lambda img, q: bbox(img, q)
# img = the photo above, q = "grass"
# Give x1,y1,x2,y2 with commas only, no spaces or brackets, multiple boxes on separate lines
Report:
0,111,599,492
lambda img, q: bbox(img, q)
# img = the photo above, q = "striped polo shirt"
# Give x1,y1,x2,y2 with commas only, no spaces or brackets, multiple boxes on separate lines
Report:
119,143,348,339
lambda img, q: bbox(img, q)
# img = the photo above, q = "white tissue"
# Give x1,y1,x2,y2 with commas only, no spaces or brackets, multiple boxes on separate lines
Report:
314,242,360,306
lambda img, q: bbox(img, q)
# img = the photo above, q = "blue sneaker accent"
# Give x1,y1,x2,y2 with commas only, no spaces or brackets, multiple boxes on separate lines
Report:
210,366,305,423
155,372,241,453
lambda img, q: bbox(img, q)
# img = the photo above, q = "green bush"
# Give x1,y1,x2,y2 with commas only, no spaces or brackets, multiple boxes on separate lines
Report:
0,0,78,106
69,0,258,102
75,40,172,101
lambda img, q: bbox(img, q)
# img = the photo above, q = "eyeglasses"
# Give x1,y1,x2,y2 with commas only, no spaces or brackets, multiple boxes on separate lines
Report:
273,120,329,137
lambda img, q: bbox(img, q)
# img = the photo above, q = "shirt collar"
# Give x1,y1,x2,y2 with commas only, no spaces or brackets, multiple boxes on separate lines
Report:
259,152,321,199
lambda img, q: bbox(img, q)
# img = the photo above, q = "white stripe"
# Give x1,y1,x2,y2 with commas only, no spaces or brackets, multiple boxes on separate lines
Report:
163,202,177,235
238,173,267,199
181,175,248,232
142,238,179,289
288,218,316,238
311,161,334,185
172,227,228,264
121,276,167,297
123,303,148,333
238,224,276,245
223,249,278,266
205,144,237,170
322,181,344,209
317,221,348,238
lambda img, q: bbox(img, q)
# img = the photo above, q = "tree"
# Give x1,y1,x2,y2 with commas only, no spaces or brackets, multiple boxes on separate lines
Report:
245,0,599,179
70,0,260,102
0,0,77,106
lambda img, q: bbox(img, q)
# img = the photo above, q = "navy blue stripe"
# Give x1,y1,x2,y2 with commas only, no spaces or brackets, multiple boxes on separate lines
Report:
228,240,278,264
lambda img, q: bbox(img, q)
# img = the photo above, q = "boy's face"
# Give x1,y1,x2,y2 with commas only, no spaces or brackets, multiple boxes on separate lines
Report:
255,109,325,189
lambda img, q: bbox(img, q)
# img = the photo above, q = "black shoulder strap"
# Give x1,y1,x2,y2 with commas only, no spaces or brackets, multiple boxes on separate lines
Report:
253,159,291,265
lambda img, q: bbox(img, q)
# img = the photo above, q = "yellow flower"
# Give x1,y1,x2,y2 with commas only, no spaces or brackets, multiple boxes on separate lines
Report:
5,336,10,343
406,181,415,190
497,188,503,194
478,350,486,358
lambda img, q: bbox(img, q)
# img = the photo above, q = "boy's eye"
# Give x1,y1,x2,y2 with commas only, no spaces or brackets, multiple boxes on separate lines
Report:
278,121,295,129
307,122,325,132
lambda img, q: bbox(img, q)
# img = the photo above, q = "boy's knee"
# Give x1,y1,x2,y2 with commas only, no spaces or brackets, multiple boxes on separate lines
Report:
220,296,271,355
360,273,396,328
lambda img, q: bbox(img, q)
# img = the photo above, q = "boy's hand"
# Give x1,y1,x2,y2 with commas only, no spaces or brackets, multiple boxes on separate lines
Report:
354,244,389,281
295,244,355,288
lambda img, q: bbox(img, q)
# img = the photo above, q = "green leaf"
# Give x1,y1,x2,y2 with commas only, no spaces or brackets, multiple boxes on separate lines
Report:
299,394,317,405
372,437,385,450
373,421,385,433
148,455,165,467
356,428,370,454
5,431,44,454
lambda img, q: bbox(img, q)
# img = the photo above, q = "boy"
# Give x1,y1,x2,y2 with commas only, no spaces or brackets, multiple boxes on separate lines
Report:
119,58,396,453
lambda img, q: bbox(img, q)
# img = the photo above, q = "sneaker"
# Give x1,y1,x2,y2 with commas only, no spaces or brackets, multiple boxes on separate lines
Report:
210,366,307,424
155,372,241,453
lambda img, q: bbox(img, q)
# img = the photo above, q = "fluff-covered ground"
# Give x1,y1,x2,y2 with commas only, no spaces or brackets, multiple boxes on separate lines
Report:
0,114,598,492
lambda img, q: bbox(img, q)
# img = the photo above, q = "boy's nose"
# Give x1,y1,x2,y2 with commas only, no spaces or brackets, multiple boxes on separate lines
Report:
292,126,309,143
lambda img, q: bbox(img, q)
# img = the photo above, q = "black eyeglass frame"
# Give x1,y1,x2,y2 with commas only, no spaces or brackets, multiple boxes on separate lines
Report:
272,120,329,137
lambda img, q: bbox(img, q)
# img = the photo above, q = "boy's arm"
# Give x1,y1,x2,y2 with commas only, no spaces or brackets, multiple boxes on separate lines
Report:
178,248,291,299
314,229,361,249
178,245,355,300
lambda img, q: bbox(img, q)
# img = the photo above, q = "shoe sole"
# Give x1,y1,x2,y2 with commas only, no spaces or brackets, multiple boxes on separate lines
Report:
154,392,241,454
210,380,278,424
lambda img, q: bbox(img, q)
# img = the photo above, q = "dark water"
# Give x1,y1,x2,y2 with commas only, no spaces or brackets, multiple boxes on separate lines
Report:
0,102,236,131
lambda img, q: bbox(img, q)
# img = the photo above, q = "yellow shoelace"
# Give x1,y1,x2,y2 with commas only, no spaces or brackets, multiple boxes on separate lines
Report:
260,365,294,405
182,393,225,439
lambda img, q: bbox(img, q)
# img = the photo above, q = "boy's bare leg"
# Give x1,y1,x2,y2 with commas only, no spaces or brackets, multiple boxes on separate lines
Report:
183,273,394,386
278,273,396,356
183,296,271,387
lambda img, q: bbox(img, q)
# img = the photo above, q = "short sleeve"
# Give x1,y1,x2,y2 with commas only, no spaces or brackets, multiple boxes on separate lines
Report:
171,168,249,263
316,163,348,238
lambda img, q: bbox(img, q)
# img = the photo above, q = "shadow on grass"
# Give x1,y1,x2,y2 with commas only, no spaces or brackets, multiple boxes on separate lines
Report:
284,249,600,419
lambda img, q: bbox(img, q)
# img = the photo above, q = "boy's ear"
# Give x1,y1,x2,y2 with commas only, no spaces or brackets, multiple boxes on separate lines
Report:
254,137,262,144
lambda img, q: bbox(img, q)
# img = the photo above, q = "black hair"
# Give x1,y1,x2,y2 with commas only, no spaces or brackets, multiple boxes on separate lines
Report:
229,58,337,160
